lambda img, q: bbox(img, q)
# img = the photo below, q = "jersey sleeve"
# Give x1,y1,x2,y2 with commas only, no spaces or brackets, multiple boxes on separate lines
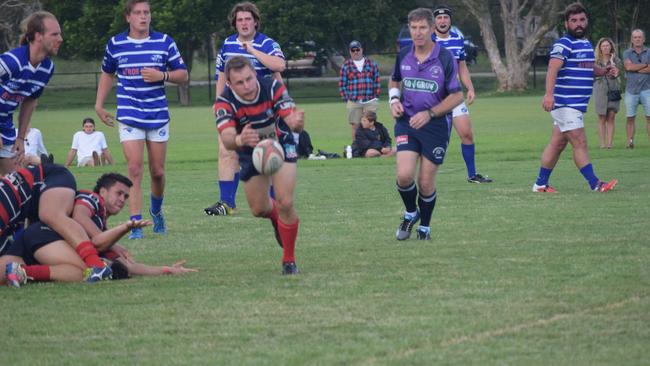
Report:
0,51,19,82
98,132,108,149
215,42,227,80
166,37,187,71
101,40,117,74
71,132,80,149
271,81,295,119
261,38,285,59
34,130,48,155
214,98,237,133
457,36,467,61
549,39,571,62
74,192,97,216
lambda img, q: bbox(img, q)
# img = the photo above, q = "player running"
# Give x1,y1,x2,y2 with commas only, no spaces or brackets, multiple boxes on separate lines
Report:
205,1,286,217
95,0,188,239
0,11,62,174
389,8,463,241
432,5,492,184
214,56,303,275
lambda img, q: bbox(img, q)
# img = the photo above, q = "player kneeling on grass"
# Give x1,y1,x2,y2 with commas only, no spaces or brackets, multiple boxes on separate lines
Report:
0,173,196,287
215,56,304,275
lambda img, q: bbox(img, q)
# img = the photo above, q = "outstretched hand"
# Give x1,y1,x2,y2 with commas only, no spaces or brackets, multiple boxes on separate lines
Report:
285,109,305,132
126,219,152,230
165,260,198,274
95,107,116,127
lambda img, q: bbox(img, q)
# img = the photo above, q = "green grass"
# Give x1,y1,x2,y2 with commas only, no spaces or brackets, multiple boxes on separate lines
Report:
0,96,648,364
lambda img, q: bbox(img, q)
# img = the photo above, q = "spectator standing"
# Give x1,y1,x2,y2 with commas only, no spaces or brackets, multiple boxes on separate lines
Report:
593,37,621,149
622,29,650,148
65,117,114,167
339,40,381,141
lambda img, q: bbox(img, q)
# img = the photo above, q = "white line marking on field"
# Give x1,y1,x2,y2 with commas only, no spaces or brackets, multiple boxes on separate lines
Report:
441,296,640,347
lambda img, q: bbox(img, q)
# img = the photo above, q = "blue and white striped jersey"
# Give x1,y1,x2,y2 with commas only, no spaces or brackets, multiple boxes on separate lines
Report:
434,30,466,62
215,32,284,81
0,45,54,144
549,34,594,112
102,30,186,129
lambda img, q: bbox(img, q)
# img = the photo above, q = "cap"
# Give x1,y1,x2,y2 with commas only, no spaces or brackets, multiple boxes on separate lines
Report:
433,5,452,18
349,40,362,49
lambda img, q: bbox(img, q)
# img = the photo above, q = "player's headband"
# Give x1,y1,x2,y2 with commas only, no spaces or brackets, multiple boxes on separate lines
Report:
433,7,452,18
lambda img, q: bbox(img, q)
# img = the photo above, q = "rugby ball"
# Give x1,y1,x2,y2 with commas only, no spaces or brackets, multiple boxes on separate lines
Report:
252,139,284,176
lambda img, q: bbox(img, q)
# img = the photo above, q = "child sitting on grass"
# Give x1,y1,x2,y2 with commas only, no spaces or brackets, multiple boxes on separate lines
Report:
352,111,395,158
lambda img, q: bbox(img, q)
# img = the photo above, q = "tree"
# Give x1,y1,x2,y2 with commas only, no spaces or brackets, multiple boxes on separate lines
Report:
0,0,42,53
461,0,562,91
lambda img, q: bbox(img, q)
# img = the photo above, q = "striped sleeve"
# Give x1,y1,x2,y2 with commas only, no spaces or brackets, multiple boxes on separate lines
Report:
214,99,236,133
166,37,187,71
271,81,294,118
101,40,117,74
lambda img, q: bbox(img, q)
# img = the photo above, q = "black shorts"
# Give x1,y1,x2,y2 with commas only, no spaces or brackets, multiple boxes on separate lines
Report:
394,115,452,165
4,222,63,265
238,135,299,182
25,163,77,222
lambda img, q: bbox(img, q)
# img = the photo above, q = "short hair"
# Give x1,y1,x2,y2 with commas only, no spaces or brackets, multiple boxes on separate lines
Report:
82,117,95,126
564,2,587,21
408,8,434,27
124,0,149,17
94,173,133,194
363,110,377,123
631,29,646,39
19,11,57,45
229,2,261,30
224,56,255,80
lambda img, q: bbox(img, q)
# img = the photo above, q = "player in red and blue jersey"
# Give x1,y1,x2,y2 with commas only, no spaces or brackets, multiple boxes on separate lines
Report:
533,2,617,193
95,0,188,240
215,56,303,275
205,1,286,218
433,5,492,184
389,8,463,241
0,11,61,174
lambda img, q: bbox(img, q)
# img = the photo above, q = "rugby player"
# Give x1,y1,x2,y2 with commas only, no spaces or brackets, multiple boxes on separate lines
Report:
389,8,463,240
95,0,189,239
215,56,303,275
0,11,62,174
0,163,112,283
205,1,286,217
1,173,195,287
533,2,618,193
432,5,492,184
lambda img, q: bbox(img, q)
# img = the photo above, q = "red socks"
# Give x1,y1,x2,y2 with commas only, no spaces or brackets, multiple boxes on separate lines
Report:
24,265,51,281
75,241,105,268
278,218,299,263
264,199,279,222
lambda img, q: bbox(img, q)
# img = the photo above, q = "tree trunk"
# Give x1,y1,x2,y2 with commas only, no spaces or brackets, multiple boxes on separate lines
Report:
177,46,193,106
461,0,560,92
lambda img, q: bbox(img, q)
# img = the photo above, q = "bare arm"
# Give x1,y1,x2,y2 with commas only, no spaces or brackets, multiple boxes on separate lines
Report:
141,67,188,85
457,60,475,105
102,148,114,164
623,58,649,72
64,149,77,167
242,42,286,72
14,97,37,164
388,79,404,118
220,124,259,151
216,71,227,98
95,72,116,126
408,91,464,130
117,258,197,276
542,58,563,112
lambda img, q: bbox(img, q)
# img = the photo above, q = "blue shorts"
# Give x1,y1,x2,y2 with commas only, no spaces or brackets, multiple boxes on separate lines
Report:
238,134,299,182
624,89,650,118
394,115,452,165
4,222,63,265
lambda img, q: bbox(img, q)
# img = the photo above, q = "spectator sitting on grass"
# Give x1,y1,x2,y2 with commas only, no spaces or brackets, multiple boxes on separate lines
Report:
352,111,395,158
65,117,114,167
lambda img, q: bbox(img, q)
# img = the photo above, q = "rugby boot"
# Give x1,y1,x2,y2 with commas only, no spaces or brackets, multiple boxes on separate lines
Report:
204,201,234,216
532,184,556,193
467,173,493,183
396,211,420,240
6,262,28,288
83,265,113,283
282,261,299,275
593,179,618,192
129,227,143,240
416,227,431,240
150,209,167,234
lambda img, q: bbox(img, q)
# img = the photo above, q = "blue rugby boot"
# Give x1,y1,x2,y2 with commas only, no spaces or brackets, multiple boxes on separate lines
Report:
150,210,167,235
396,211,420,241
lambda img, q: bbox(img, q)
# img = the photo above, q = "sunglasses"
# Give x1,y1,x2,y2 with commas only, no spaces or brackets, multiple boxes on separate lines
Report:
350,48,361,52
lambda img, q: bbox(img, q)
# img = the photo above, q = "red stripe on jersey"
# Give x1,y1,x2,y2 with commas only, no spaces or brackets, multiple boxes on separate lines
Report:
234,100,274,120
271,83,294,119
2,176,22,206
74,200,96,215
215,101,237,133
17,168,35,190
0,204,10,226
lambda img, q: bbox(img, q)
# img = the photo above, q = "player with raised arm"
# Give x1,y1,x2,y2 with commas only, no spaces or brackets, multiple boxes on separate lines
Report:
95,0,188,239
390,8,463,241
215,56,303,275
432,5,491,184
533,2,617,193
0,11,62,174
204,1,286,217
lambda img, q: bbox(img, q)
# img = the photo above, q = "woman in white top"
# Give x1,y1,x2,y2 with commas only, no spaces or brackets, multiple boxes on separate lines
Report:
65,117,114,167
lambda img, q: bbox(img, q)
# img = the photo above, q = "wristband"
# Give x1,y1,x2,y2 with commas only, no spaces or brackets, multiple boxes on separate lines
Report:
389,98,400,105
388,88,401,100
162,267,172,275
163,71,169,82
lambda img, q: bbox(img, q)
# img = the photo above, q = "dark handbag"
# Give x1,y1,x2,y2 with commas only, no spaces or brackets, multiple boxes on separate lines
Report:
606,78,621,102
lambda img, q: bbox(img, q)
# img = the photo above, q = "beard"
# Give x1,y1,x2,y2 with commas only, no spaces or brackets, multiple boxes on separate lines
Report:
568,27,586,39
436,25,449,35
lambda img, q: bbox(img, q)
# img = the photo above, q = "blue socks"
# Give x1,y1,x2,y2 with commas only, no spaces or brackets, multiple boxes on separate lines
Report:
418,191,437,227
579,163,599,190
461,143,476,178
130,214,142,221
397,181,418,213
150,194,163,215
218,172,240,208
536,167,553,186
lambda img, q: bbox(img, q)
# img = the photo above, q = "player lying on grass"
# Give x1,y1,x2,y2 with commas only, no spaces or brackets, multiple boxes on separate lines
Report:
215,56,304,275
0,173,196,287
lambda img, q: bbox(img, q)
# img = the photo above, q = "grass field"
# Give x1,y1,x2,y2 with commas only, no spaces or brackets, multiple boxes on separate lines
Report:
0,95,648,365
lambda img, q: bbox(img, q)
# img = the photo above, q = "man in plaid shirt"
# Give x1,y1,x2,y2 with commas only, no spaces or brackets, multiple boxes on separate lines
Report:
339,40,381,140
